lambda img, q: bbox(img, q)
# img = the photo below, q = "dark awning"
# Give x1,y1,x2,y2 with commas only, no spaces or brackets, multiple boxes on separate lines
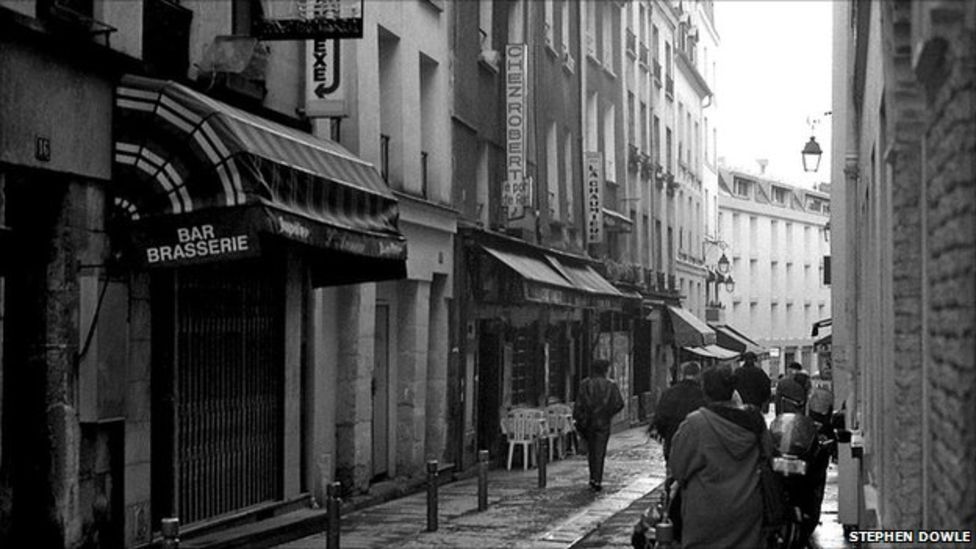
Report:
545,255,627,308
666,306,716,347
711,323,766,356
112,74,405,285
811,317,832,337
481,245,580,306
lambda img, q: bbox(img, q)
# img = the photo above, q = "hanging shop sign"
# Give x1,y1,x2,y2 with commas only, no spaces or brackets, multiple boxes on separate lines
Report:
584,152,605,244
253,0,364,40
504,43,530,220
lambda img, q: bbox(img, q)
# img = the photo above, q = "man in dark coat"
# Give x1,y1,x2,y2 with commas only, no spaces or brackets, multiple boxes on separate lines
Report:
670,363,771,549
574,359,624,491
733,351,772,412
775,362,808,414
652,361,706,462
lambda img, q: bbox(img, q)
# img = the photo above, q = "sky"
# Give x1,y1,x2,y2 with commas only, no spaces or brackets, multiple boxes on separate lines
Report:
713,0,833,188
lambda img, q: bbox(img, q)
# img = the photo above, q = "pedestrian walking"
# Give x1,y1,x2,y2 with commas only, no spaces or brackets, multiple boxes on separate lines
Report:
669,363,772,549
733,351,772,412
774,362,808,414
651,361,705,464
573,359,624,491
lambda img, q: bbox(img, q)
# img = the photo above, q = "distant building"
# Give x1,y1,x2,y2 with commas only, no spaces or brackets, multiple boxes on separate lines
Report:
717,167,831,376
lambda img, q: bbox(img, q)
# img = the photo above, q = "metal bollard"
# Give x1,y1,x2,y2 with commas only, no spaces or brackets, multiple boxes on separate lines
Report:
326,481,341,549
160,517,179,549
477,449,489,511
426,460,439,532
537,429,547,489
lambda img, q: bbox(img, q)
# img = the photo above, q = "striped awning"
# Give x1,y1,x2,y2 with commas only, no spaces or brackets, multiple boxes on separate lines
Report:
684,344,740,361
112,75,405,284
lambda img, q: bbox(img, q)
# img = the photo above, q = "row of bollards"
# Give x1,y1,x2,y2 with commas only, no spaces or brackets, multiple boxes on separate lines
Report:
156,439,551,549
424,433,551,533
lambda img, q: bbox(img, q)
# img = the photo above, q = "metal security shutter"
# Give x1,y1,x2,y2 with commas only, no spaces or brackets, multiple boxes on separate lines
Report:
161,260,284,524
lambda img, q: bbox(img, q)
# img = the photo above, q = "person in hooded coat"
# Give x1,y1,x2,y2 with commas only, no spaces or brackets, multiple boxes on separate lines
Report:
669,363,772,549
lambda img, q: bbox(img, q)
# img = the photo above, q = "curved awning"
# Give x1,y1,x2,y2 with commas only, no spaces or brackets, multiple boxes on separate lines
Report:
112,75,406,285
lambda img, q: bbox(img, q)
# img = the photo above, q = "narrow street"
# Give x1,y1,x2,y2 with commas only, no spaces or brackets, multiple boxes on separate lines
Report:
276,426,667,549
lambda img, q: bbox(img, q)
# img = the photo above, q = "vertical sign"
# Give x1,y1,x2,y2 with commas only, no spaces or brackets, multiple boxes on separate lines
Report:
585,152,604,243
306,38,342,101
504,44,528,220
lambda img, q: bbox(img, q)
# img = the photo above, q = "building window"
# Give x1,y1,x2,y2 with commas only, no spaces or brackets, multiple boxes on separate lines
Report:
601,2,614,70
653,115,661,164
544,0,554,49
480,0,493,50
420,150,429,197
547,122,559,221
563,130,575,223
380,134,391,182
561,0,570,53
666,128,673,172
733,177,750,197
772,186,788,205
640,102,647,153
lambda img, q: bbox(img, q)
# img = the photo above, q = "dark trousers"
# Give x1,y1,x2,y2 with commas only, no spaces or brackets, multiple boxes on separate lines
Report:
586,428,611,485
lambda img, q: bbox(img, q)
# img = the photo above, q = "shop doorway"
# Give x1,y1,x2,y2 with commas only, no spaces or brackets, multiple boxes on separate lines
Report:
151,260,284,526
476,321,502,458
372,303,390,479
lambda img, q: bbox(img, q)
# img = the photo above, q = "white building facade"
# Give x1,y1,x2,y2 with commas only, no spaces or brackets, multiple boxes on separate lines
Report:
717,167,831,376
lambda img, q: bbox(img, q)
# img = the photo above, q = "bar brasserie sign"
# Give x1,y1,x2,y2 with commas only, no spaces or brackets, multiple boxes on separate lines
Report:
142,223,257,267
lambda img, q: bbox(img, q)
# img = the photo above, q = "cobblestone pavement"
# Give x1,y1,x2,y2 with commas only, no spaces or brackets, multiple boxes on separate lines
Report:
275,425,667,549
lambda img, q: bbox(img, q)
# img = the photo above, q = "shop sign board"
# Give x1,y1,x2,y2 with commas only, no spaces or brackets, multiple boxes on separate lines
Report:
253,0,363,40
585,152,604,243
504,43,530,220
306,38,342,101
133,209,264,268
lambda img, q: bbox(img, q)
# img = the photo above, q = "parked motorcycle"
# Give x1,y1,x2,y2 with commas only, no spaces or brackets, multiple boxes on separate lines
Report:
769,412,836,548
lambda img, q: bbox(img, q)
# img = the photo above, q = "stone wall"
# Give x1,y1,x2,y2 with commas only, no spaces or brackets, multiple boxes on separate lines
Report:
917,1,976,529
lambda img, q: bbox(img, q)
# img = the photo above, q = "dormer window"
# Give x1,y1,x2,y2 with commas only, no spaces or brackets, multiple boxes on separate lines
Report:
772,186,788,205
733,177,751,197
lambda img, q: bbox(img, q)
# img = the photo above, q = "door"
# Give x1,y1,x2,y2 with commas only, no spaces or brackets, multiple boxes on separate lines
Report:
372,304,390,479
152,260,284,526
476,321,502,457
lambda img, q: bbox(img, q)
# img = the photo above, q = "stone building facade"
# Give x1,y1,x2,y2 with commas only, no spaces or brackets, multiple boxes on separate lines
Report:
831,0,975,530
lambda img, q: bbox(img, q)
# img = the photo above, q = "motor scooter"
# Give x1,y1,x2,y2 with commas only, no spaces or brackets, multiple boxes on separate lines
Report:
769,413,836,548
631,478,678,549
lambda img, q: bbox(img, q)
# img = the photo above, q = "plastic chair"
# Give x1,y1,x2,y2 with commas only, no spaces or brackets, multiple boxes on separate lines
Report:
547,403,577,457
502,408,545,470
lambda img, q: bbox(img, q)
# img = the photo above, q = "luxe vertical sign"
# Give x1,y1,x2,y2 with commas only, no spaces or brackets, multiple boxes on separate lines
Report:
585,152,604,244
504,44,530,220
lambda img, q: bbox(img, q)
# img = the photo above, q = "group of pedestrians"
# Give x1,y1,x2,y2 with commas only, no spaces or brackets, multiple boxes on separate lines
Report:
570,352,832,548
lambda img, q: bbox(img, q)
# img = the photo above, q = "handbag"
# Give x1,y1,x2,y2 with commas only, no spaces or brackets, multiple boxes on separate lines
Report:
757,437,788,528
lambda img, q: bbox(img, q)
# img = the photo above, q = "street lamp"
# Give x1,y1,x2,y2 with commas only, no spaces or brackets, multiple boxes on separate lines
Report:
802,136,823,173
724,274,735,293
717,252,730,274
